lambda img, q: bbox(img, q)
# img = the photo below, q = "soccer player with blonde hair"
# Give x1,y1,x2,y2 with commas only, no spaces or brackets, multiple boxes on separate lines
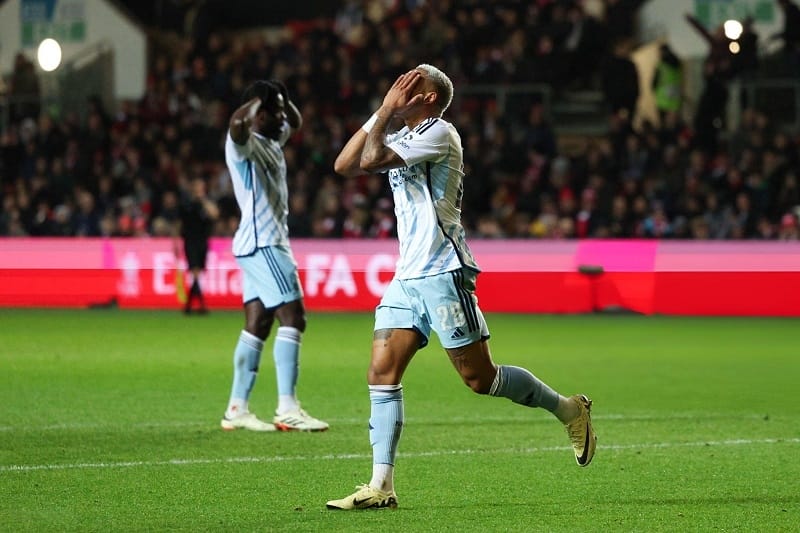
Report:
326,64,596,510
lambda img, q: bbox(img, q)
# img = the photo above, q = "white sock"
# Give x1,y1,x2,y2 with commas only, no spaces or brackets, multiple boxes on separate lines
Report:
277,394,300,415
225,398,248,419
370,463,394,493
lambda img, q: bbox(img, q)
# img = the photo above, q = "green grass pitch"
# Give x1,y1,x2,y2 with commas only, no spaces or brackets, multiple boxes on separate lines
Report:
1,309,798,531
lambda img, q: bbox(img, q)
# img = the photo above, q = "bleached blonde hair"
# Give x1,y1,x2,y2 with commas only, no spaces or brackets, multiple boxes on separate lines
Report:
416,63,454,115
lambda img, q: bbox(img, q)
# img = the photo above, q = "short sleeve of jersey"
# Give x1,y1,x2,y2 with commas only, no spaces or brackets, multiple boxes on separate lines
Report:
225,131,254,162
386,118,448,167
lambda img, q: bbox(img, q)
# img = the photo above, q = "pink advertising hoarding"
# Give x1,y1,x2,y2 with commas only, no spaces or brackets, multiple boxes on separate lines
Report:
1,238,799,316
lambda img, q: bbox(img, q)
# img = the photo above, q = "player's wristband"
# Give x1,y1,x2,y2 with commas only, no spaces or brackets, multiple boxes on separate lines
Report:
361,114,378,133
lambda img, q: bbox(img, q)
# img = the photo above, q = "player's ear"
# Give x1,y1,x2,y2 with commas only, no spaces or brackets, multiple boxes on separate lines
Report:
254,106,267,125
424,91,438,105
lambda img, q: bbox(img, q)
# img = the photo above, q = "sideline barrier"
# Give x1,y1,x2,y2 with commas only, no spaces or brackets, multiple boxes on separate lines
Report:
0,238,799,316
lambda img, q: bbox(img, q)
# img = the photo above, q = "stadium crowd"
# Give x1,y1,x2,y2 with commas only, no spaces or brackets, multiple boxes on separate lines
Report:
1,0,799,240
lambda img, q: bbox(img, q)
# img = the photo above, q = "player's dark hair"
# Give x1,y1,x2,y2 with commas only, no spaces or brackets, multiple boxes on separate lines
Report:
241,80,281,108
269,79,290,103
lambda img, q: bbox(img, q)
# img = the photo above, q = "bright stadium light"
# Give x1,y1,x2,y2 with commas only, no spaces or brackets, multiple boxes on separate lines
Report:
723,19,743,40
37,38,62,72
729,41,741,54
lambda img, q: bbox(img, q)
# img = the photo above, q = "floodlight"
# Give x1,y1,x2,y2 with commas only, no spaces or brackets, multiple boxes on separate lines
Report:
723,19,743,40
37,38,62,72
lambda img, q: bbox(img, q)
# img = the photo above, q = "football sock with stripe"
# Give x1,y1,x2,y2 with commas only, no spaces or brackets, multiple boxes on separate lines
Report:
274,326,301,415
226,330,264,418
489,365,560,412
368,384,404,493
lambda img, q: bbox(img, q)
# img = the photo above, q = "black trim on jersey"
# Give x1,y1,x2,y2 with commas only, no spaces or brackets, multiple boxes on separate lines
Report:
414,117,437,135
426,161,467,268
262,247,291,294
450,269,479,332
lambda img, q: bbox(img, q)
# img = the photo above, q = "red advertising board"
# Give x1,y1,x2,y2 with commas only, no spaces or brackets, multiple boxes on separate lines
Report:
1,238,799,316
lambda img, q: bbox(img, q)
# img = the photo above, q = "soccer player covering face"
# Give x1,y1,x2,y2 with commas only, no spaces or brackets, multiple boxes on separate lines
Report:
326,65,596,510
221,80,328,432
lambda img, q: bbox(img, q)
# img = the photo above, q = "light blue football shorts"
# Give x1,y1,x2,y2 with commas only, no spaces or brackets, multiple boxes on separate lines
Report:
374,267,490,349
236,245,303,308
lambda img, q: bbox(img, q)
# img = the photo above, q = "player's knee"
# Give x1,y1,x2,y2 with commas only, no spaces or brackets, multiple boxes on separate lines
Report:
287,313,306,332
367,363,401,385
463,375,493,395
246,316,273,339
275,306,306,332
457,366,494,394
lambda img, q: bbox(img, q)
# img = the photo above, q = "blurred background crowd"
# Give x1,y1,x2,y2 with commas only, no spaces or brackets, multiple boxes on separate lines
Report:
2,0,800,240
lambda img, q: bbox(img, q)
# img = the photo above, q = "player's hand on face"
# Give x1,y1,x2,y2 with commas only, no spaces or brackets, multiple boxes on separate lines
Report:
382,70,423,113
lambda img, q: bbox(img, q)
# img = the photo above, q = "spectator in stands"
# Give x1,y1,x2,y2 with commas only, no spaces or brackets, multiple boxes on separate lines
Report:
8,53,40,122
602,0,648,47
779,211,800,239
600,38,640,121
368,197,396,238
652,43,683,125
606,194,635,237
771,0,800,73
562,2,605,89
685,13,737,154
521,99,557,159
642,200,673,237
735,16,760,78
776,171,800,214
287,192,312,237
72,188,102,237
528,33,562,86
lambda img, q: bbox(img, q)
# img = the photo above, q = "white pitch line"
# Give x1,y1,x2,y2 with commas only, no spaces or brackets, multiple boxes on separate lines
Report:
0,421,205,432
0,412,770,432
2,438,798,473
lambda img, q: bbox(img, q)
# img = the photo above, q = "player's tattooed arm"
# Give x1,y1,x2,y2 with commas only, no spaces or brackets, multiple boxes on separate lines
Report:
360,110,404,174
334,127,369,177
360,70,422,174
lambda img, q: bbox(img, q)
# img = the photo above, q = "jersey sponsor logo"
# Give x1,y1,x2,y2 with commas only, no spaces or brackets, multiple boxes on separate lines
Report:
388,168,420,190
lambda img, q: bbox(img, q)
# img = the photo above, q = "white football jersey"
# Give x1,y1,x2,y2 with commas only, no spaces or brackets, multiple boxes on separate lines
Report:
225,124,292,256
385,117,480,279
